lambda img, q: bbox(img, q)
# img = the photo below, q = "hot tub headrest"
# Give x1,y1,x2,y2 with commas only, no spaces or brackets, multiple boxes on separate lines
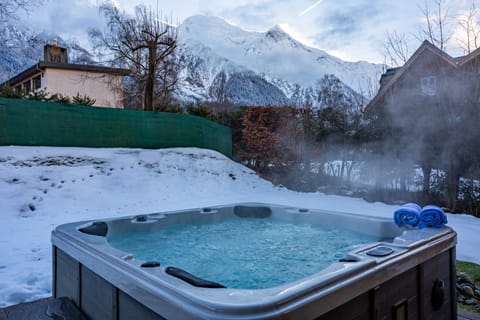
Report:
79,221,108,237
234,205,271,218
166,266,226,288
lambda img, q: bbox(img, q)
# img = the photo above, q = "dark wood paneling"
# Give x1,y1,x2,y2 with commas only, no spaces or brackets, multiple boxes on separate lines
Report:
373,267,419,320
420,250,453,320
118,291,166,320
315,292,370,320
81,266,117,320
55,249,80,306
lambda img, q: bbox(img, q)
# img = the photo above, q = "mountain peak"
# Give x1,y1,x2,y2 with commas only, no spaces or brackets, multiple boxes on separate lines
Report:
179,14,255,47
265,24,291,42
268,24,286,33
176,14,382,99
182,15,232,28
180,14,250,37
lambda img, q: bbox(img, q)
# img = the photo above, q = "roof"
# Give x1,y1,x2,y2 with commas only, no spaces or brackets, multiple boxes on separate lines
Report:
2,62,130,87
458,46,480,66
365,40,459,112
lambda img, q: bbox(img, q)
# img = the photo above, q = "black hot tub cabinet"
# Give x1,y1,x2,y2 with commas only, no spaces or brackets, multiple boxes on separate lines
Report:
51,203,457,320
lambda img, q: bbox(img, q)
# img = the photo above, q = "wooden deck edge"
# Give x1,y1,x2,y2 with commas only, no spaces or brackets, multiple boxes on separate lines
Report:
0,297,87,320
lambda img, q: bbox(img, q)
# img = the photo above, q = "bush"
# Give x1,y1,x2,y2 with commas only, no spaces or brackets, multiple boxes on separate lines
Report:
26,90,49,101
0,85,23,99
47,93,71,104
72,93,96,106
156,103,184,114
186,104,218,121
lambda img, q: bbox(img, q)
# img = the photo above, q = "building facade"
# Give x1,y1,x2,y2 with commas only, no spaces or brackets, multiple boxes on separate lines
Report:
366,40,480,114
365,40,480,209
2,43,129,108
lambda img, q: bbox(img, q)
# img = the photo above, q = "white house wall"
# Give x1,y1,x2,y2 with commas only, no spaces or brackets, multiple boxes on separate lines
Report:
42,69,124,108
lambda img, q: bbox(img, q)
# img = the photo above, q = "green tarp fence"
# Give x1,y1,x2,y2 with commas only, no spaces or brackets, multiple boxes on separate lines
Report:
0,98,232,157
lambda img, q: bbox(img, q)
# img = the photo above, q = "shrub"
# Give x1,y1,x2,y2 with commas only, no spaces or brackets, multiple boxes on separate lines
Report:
26,90,49,101
186,104,218,121
47,93,71,104
0,85,23,99
156,103,184,114
72,93,96,106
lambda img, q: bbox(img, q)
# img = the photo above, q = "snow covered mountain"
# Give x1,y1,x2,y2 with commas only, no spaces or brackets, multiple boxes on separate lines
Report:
175,15,383,108
1,15,382,109
0,22,95,83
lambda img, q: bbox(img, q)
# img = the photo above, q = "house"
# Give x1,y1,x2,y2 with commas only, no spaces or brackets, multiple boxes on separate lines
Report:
366,40,480,114
365,40,480,208
2,41,129,108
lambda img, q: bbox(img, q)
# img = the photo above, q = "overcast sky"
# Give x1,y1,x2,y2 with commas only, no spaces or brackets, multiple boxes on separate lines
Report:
17,0,477,63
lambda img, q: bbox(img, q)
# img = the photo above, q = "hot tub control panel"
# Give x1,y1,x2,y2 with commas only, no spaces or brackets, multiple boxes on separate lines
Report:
366,246,395,257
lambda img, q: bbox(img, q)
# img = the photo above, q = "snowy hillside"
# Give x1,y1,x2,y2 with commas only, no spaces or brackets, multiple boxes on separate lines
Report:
0,146,479,307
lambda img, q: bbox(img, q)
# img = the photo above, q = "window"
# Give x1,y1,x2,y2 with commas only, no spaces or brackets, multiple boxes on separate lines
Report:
33,76,41,90
421,76,436,96
23,80,31,94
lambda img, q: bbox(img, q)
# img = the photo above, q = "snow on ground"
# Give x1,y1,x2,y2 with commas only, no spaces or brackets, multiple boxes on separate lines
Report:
0,146,479,307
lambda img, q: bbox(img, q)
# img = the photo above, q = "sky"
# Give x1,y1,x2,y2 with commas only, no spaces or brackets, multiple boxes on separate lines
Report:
16,0,478,63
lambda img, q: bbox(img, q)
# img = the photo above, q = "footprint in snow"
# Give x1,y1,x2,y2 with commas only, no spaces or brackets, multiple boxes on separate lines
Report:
9,178,20,184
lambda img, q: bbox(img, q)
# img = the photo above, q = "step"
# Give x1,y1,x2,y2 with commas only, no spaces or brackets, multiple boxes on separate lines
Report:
0,297,87,320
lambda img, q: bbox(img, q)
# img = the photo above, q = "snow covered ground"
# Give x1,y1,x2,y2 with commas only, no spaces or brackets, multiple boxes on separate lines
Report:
0,146,479,307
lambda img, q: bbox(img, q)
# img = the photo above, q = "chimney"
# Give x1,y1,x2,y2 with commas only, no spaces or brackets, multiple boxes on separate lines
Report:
44,39,68,63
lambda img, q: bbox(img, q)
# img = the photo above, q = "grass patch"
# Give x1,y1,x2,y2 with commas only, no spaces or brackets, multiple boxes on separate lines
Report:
457,261,480,281
456,260,480,314
459,304,479,314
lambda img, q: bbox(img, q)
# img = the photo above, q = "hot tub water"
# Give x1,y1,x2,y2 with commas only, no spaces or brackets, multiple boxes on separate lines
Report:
107,217,379,289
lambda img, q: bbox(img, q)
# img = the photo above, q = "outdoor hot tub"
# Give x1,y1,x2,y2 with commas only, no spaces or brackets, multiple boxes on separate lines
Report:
51,203,457,320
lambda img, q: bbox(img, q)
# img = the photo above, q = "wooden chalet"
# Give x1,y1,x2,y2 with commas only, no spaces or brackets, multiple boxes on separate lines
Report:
366,40,480,117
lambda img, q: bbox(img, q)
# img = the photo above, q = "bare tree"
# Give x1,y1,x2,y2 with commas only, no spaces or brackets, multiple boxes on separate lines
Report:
156,51,178,106
356,71,382,104
0,0,43,22
383,31,411,67
89,2,178,111
0,0,27,21
417,0,453,51
456,3,480,54
382,0,460,67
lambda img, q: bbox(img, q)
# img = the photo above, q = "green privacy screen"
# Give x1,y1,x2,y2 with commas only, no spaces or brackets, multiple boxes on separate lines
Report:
0,98,232,157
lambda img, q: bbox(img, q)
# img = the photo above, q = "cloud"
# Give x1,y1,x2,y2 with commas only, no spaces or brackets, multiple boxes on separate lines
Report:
314,1,384,41
218,0,306,31
12,0,477,63
18,0,104,47
305,0,421,62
